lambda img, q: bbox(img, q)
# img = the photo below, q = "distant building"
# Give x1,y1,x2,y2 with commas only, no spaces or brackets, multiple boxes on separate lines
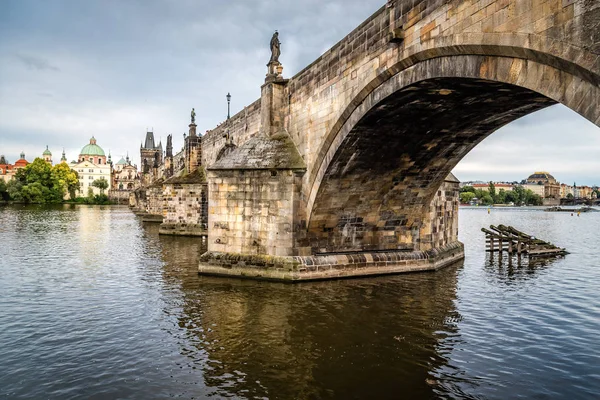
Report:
42,146,53,165
0,155,14,183
471,183,515,192
0,152,29,183
524,171,560,199
71,137,111,196
140,131,162,179
112,155,139,191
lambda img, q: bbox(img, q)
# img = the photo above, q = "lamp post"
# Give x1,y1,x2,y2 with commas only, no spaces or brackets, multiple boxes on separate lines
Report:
226,92,231,120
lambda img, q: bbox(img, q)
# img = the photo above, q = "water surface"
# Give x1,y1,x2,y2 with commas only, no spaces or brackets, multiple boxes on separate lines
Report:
0,204,598,399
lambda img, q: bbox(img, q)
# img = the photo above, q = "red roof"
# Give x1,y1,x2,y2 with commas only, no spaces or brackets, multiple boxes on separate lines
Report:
14,159,29,168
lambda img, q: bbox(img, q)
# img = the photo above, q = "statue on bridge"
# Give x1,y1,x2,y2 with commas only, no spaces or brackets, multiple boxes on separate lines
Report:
269,31,280,64
190,108,196,124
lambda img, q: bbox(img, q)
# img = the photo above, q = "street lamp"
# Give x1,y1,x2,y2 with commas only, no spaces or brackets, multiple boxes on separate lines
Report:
226,92,231,120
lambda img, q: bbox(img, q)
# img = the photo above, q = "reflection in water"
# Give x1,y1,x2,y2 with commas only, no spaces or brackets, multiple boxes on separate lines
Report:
154,234,461,399
2,206,599,400
484,253,562,285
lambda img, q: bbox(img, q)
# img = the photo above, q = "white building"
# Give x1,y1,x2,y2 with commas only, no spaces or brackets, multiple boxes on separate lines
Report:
71,137,111,197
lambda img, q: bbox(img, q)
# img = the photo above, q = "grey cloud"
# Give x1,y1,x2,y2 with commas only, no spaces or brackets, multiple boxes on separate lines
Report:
16,53,60,71
1,0,599,185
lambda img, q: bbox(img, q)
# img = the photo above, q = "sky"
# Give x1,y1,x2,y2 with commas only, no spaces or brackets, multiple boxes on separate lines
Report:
0,0,598,185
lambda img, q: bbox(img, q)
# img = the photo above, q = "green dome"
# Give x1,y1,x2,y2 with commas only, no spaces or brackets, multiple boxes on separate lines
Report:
116,157,127,165
80,137,105,156
43,145,52,156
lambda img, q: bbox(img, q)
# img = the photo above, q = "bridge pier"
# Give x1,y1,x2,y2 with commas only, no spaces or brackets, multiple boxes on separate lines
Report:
199,174,463,281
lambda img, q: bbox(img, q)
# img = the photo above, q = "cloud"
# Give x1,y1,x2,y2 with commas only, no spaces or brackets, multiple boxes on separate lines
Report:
0,0,598,185
15,53,60,71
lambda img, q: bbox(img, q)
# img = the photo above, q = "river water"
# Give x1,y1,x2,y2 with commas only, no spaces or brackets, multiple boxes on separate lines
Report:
0,205,598,399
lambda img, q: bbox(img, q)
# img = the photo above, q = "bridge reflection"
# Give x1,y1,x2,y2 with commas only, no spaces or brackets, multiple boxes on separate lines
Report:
155,233,463,399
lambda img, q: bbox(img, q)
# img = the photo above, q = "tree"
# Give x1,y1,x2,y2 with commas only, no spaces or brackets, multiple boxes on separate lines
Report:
92,178,109,195
6,179,23,202
23,158,53,187
460,185,475,193
0,180,9,201
481,194,494,205
512,185,526,206
51,163,79,200
496,188,507,204
566,193,574,199
460,192,475,204
505,190,517,204
488,182,496,203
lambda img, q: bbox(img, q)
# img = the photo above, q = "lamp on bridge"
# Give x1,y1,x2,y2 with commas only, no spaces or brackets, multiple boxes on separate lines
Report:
226,92,231,120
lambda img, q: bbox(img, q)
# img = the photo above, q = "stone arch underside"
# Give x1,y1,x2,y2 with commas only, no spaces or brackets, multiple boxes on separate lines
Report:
304,54,599,254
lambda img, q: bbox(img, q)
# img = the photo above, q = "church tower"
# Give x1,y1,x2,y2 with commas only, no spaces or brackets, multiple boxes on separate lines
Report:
43,146,53,165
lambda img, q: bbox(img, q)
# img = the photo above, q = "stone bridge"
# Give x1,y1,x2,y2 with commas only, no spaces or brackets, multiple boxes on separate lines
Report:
198,0,599,280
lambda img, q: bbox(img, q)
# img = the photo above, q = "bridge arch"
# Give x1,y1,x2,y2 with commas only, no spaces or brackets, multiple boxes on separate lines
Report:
305,52,599,254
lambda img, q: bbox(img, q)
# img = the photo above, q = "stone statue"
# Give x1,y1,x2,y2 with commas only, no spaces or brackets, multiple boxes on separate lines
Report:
269,31,280,64
191,108,196,124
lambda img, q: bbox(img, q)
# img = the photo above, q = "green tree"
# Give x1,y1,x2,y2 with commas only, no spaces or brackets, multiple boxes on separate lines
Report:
474,189,487,201
488,182,496,203
523,189,543,206
505,190,517,204
6,179,23,202
24,158,53,187
566,193,574,199
51,163,79,200
0,180,9,201
460,192,475,204
21,182,50,203
460,185,475,193
512,185,526,206
496,188,507,204
92,178,109,195
481,194,494,205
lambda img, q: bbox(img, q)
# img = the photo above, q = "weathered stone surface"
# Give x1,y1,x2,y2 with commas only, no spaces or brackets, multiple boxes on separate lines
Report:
206,168,305,257
196,0,599,280
199,241,464,282
160,170,208,236
159,223,207,236
210,132,306,171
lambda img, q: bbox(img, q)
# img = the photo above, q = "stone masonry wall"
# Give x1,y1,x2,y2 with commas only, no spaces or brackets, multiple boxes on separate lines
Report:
163,183,208,228
201,100,262,167
146,185,165,216
419,175,460,251
207,169,304,257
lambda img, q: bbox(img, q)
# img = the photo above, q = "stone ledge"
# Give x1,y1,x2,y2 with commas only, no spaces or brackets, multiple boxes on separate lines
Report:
159,223,207,237
141,214,164,223
198,241,464,282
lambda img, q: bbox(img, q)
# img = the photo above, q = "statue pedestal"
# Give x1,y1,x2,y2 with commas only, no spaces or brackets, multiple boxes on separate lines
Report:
266,61,283,82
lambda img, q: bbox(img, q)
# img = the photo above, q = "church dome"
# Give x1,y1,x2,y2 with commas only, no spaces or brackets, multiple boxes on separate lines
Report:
80,136,105,156
526,171,557,184
43,146,52,156
527,171,555,181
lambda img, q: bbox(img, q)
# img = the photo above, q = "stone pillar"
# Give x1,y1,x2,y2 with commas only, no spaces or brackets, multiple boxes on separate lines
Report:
199,59,311,279
260,62,286,138
185,123,201,173
418,174,460,251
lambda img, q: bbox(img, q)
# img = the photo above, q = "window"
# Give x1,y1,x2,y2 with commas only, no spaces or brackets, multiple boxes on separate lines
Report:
89,169,94,173
89,176,93,180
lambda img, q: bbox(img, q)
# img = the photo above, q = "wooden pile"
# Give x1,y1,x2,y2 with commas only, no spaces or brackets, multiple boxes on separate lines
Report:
482,225,568,257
